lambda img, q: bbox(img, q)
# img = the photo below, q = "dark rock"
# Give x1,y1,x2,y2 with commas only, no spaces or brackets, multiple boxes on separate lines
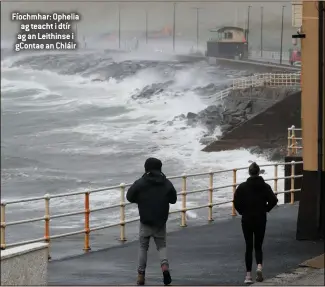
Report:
131,81,173,100
199,136,216,145
187,112,197,119
221,124,233,133
231,116,243,124
268,148,285,161
187,118,197,126
148,120,158,124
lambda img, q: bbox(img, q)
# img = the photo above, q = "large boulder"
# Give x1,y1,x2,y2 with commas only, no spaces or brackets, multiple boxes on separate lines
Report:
131,81,173,100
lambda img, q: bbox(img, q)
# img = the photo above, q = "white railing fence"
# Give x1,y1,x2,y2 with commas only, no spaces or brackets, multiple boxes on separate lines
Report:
288,125,303,156
249,50,291,62
215,72,301,101
0,161,303,258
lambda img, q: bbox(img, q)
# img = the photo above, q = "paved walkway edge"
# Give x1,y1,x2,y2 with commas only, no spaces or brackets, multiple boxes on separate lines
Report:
254,255,325,286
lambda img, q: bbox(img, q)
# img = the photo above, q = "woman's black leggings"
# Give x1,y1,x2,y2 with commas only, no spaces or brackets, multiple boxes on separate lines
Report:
241,219,266,272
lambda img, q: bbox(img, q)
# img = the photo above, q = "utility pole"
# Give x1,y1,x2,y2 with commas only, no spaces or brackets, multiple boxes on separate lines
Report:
280,5,285,64
192,7,201,52
173,2,176,52
260,6,264,57
246,5,251,48
234,7,238,27
118,5,121,49
145,10,148,45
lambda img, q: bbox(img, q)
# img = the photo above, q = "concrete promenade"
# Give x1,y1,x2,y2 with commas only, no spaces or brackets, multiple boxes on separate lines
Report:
255,267,324,286
48,203,323,285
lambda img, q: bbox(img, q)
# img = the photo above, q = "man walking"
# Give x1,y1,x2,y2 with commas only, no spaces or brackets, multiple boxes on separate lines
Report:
234,162,278,284
127,157,177,286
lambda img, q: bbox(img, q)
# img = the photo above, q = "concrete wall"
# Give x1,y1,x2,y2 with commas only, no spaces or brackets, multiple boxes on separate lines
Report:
1,243,49,286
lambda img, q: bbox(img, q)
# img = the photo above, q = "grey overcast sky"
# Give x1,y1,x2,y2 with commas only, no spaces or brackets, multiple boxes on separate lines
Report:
1,1,296,50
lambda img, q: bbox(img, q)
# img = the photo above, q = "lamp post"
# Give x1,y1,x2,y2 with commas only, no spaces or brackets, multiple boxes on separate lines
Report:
145,10,148,45
280,5,285,64
261,6,264,57
173,2,176,51
246,5,251,48
192,7,201,52
118,5,121,49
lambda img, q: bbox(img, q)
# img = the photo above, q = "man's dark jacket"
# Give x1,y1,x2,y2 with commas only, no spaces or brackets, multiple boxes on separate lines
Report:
233,175,278,222
126,171,177,227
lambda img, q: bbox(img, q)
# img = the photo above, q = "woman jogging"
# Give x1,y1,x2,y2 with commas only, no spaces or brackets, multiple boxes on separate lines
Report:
234,162,278,284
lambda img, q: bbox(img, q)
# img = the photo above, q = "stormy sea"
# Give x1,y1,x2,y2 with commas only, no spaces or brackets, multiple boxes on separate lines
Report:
1,48,284,258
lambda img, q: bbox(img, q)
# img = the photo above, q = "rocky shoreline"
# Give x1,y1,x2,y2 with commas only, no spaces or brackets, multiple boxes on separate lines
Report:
186,86,301,160
134,80,301,161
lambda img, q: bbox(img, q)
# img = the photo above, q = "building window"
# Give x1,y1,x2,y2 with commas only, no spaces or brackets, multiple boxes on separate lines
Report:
224,32,233,39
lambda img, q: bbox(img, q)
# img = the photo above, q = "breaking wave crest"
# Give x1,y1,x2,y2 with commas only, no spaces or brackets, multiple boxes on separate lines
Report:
1,50,278,231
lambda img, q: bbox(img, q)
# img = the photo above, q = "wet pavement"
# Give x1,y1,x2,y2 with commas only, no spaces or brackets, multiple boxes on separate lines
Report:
48,203,323,285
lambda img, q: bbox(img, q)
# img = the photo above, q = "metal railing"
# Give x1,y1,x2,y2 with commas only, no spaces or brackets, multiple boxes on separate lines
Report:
0,161,303,257
288,125,303,156
232,72,301,89
215,72,301,101
249,50,290,63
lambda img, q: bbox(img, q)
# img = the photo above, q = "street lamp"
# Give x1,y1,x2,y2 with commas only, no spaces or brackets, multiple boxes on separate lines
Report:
118,5,121,49
246,5,252,48
280,5,286,64
173,2,176,51
261,6,264,57
145,10,148,45
192,7,202,52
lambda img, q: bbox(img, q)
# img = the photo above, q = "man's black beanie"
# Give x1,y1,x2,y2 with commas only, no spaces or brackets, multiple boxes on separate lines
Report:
249,162,260,176
144,157,162,172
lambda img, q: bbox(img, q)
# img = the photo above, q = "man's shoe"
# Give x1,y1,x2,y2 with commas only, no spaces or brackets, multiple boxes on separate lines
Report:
137,271,145,285
163,270,172,286
161,264,172,285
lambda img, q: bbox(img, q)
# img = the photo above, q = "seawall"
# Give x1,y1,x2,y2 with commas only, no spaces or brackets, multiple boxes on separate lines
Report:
213,57,300,73
174,54,300,73
202,90,301,154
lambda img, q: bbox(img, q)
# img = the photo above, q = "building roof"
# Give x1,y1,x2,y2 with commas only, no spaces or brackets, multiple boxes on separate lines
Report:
209,26,245,33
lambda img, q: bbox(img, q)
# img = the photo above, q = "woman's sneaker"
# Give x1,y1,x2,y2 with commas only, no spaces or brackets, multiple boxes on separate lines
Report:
244,276,253,284
256,268,264,282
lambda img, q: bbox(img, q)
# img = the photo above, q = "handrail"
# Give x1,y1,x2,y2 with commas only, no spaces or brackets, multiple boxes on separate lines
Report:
249,50,290,62
287,125,303,156
0,160,303,257
214,72,301,101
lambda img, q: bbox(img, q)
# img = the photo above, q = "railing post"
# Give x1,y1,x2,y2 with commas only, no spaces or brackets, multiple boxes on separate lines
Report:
287,127,292,156
232,169,237,216
291,125,296,155
44,194,51,260
208,170,214,222
119,183,126,241
83,192,91,251
290,161,295,204
181,173,187,227
0,201,6,250
274,164,278,203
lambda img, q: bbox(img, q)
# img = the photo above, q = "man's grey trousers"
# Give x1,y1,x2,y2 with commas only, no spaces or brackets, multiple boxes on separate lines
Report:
138,222,169,272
